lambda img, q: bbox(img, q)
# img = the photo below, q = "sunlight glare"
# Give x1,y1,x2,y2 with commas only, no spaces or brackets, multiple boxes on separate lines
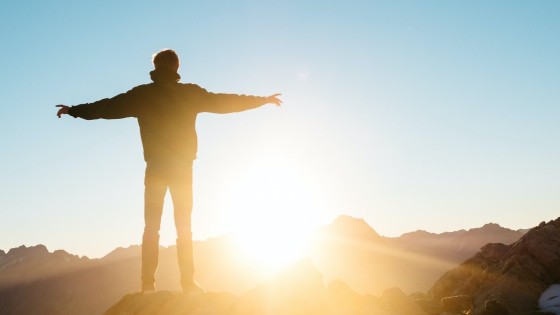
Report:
226,158,322,272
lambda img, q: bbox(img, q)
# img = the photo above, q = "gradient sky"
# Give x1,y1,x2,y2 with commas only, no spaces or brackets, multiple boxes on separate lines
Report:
1,1,559,258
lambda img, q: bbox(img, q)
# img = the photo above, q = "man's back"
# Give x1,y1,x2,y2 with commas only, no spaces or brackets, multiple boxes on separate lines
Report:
135,82,203,163
67,79,270,163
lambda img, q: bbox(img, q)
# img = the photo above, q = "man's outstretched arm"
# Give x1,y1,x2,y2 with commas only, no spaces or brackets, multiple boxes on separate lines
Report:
55,87,142,120
197,88,282,114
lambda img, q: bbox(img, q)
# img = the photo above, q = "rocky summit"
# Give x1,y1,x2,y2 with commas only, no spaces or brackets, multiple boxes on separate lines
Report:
428,217,560,315
104,291,237,315
103,259,427,315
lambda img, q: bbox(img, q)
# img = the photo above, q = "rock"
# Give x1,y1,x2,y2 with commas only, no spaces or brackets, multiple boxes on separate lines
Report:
428,217,560,315
480,299,509,315
102,260,389,315
325,280,377,315
378,287,429,315
411,293,443,315
234,259,327,315
103,291,237,315
415,298,443,315
441,295,473,314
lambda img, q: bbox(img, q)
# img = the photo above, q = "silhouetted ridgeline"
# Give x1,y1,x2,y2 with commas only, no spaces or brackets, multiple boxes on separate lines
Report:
429,217,560,315
2,216,556,315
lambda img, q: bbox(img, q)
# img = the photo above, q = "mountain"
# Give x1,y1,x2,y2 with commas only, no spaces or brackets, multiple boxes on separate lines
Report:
316,215,385,243
428,217,560,315
0,245,140,315
310,215,396,294
311,216,524,294
390,222,524,262
0,238,272,315
0,216,527,314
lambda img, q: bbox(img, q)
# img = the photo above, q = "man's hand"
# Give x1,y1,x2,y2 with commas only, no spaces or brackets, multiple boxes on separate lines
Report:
266,93,282,107
56,105,70,118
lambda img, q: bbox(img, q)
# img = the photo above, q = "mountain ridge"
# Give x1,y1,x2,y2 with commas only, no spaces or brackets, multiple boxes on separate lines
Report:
0,216,529,260
0,215,537,315
428,217,560,315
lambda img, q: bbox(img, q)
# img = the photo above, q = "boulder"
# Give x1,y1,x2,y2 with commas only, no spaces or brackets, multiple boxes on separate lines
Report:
441,295,473,314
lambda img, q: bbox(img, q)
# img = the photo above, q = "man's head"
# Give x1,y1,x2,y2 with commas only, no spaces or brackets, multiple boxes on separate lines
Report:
152,49,180,72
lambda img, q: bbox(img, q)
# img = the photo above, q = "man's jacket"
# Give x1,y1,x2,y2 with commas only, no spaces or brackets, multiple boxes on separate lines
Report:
68,69,268,163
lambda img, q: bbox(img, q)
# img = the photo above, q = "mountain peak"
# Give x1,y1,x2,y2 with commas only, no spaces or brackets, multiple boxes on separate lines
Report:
326,215,382,241
332,214,367,225
6,244,49,258
481,222,501,229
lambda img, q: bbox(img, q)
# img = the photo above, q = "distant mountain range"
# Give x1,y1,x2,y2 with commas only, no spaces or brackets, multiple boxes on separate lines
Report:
311,215,525,294
0,216,528,315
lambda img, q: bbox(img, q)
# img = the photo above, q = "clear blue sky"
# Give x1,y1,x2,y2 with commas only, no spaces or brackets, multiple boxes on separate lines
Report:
1,1,559,258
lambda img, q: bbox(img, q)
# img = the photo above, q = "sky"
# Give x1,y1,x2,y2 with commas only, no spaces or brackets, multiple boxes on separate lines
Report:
0,1,559,259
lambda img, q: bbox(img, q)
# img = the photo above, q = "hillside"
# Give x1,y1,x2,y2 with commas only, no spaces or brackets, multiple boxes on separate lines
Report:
429,217,560,314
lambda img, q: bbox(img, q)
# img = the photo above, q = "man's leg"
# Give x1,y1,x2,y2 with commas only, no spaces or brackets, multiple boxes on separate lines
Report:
168,163,199,292
142,164,167,291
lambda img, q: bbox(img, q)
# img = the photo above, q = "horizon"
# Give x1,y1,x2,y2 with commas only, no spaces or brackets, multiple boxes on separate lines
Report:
1,1,559,261
0,212,539,260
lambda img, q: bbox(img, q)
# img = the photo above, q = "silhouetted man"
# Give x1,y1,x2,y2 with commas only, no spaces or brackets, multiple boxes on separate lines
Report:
56,49,282,294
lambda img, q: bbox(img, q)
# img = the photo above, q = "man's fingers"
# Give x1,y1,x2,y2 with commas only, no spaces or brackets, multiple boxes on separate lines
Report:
56,105,69,118
266,94,282,107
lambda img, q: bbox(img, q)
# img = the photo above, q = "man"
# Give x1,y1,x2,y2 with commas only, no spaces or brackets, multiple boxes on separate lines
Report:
56,49,282,294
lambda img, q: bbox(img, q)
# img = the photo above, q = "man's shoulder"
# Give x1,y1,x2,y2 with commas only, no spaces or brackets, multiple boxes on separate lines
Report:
127,83,154,93
126,82,208,98
179,83,205,90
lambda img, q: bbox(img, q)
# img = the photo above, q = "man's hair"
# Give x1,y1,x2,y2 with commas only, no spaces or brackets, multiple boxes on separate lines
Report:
152,49,180,71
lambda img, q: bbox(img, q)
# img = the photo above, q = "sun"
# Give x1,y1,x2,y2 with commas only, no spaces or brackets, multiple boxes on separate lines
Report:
233,217,312,272
225,158,322,272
